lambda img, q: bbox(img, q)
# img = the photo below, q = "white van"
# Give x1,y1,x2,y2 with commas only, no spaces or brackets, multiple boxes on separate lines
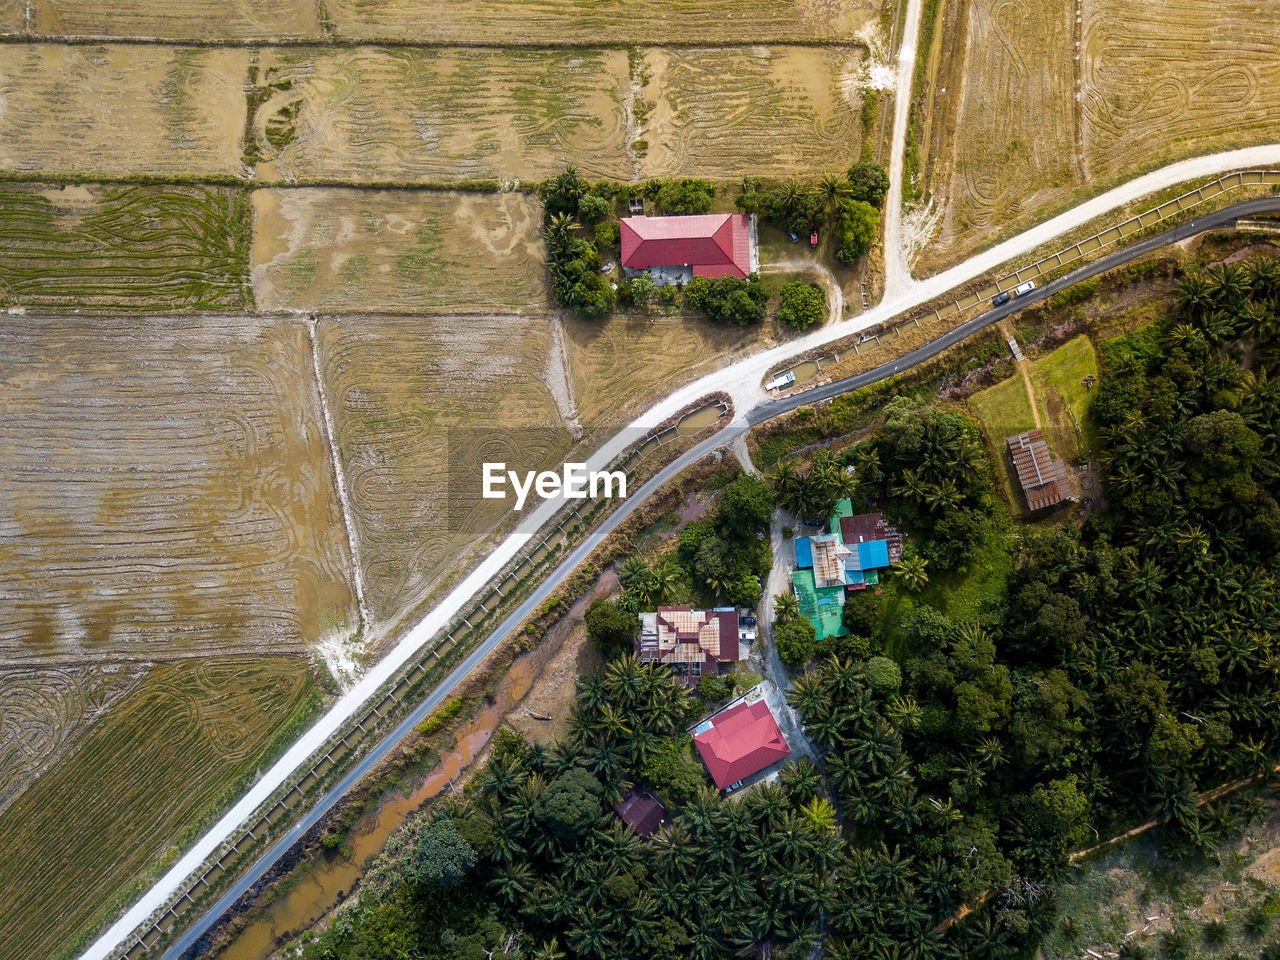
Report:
1012,280,1036,297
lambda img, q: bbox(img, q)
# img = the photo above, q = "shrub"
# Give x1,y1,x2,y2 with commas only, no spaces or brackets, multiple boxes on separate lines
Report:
776,280,826,330
595,220,621,251
585,598,640,660
775,617,817,666
846,161,890,207
541,168,590,219
684,273,769,326
578,193,610,222
834,200,879,265
863,656,902,695
655,178,715,215
697,674,731,702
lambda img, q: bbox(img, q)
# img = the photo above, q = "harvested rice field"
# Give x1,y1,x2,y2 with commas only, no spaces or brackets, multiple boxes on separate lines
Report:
0,45,246,178
0,314,358,664
925,0,1280,269
327,0,877,45
0,183,252,312
252,47,630,184
0,0,23,32
30,0,321,39
564,313,759,432
252,188,546,314
315,314,573,627
637,46,864,179
0,655,318,960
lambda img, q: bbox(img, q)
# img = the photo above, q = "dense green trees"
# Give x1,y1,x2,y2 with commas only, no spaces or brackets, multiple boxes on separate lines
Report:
769,447,856,524
306,660,838,960
734,163,889,249
684,273,769,326
776,280,827,330
584,599,639,660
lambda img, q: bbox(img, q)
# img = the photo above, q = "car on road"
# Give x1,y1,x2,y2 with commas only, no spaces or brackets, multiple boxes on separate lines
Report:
1012,280,1036,297
809,230,819,247
992,290,1012,306
787,230,800,243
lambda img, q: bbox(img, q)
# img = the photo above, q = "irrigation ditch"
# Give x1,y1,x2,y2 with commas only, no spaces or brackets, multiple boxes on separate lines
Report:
108,398,732,960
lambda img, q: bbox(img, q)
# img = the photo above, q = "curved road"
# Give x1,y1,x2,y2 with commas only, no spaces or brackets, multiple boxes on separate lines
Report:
161,195,1280,960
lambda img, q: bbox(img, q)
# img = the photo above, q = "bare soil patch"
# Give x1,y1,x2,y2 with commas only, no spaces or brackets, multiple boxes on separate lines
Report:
252,188,547,314
0,314,358,664
314,313,572,630
0,45,246,178
252,47,630,184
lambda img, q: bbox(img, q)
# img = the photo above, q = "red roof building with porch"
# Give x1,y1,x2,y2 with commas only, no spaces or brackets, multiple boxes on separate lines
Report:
693,699,791,789
620,213,755,279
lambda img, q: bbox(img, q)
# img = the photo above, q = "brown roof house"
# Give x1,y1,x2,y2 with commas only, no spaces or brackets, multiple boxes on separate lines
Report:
614,787,667,837
1006,429,1073,511
637,606,740,686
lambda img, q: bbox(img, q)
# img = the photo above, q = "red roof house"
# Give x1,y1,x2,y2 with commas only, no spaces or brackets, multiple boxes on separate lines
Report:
693,699,791,790
620,214,755,280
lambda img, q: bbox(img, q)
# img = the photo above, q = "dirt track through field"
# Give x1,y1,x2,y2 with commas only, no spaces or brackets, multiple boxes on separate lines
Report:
314,313,572,630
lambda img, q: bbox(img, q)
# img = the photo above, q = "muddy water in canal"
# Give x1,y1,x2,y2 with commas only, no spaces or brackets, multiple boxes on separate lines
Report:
209,656,538,960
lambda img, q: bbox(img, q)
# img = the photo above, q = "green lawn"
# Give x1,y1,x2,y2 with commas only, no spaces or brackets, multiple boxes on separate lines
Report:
1030,335,1101,461
967,335,1101,513
877,523,1015,661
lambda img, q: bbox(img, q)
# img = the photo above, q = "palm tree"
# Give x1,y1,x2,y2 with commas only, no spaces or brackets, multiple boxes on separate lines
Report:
774,590,800,623
800,796,838,831
896,554,929,592
530,939,566,960
617,554,651,588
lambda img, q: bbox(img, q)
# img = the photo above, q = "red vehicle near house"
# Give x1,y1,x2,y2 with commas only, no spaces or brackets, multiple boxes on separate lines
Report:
809,230,818,247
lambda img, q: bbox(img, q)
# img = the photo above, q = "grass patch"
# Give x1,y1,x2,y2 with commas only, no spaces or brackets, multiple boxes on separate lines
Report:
0,656,317,960
1029,335,1101,460
0,183,252,311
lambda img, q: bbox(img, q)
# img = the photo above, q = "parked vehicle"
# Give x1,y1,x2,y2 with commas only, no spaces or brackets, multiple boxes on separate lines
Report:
1012,280,1036,296
993,290,1012,306
788,231,800,243
809,230,819,247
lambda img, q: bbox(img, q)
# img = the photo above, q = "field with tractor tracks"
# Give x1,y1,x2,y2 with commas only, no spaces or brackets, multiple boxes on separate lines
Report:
0,183,252,311
325,0,877,45
0,314,358,665
29,0,321,39
0,45,246,178
636,46,864,180
564,312,759,433
314,313,573,629
0,655,318,960
925,0,1280,271
250,47,631,184
252,188,546,313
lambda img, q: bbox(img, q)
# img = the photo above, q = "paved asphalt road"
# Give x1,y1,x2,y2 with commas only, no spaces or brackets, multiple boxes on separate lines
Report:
164,196,1280,960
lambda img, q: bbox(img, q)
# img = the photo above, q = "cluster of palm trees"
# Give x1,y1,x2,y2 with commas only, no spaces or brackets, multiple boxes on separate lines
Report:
616,555,682,611
428,657,844,960
786,655,1047,960
769,448,857,525
544,211,612,316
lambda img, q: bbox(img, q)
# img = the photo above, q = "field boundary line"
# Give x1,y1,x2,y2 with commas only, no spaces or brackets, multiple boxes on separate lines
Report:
0,34,868,50
307,314,369,633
